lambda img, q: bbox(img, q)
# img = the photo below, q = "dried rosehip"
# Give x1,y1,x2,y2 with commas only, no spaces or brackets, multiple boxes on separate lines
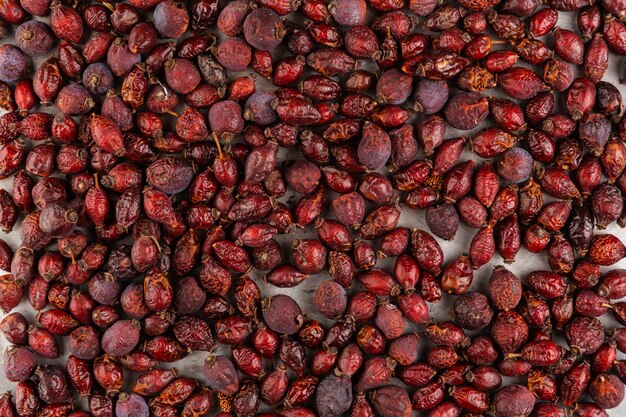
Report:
316,374,353,417
589,234,626,265
0,44,30,82
493,385,535,417
102,319,140,356
589,374,625,409
498,67,546,100
452,292,493,330
371,385,411,417
262,294,303,335
425,205,459,241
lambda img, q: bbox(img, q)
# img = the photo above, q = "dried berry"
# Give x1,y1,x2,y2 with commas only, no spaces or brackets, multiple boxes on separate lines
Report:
452,292,493,330
262,295,303,335
316,373,353,417
372,385,411,417
589,374,625,409
444,92,489,130
493,385,535,417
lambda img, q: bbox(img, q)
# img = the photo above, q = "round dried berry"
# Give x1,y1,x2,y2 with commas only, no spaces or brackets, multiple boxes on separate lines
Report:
332,192,365,227
376,69,413,105
0,312,28,345
358,122,391,170
262,294,303,335
452,292,494,330
244,92,277,126
285,160,321,194
589,374,624,409
414,79,449,114
153,0,189,38
491,311,528,353
372,385,411,417
444,92,489,130
116,392,149,417
15,20,54,56
216,37,252,72
68,326,100,360
497,147,533,183
493,385,535,417
165,58,201,94
315,280,348,319
146,156,195,195
243,8,285,51
566,316,604,355
3,345,36,382
82,63,114,96
316,373,353,417
203,355,239,396
331,0,367,26
425,204,459,241
487,266,522,311
208,100,244,140
101,319,141,356
0,44,30,82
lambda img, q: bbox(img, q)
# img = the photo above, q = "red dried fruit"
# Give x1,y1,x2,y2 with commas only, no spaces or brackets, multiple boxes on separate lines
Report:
588,234,626,265
589,374,625,409
262,294,303,335
3,345,36,382
493,385,535,417
498,67,546,100
371,385,411,417
411,380,445,411
466,365,502,391
452,292,493,330
566,316,604,355
102,319,140,356
316,373,353,417
495,214,521,263
449,385,490,413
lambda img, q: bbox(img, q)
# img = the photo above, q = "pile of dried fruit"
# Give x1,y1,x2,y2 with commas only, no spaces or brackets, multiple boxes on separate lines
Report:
1,0,626,416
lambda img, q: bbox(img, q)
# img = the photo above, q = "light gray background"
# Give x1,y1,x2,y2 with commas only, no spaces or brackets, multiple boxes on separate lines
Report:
1,3,626,416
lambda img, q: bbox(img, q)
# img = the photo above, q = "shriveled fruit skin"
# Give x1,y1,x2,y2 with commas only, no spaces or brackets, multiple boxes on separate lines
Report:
588,234,626,266
488,266,522,311
203,355,239,396
101,319,140,356
498,147,533,183
34,365,72,404
3,345,36,382
498,67,546,100
316,373,352,417
0,44,30,82
153,1,189,38
452,292,493,330
425,204,459,241
90,114,125,156
491,311,528,353
493,384,535,417
357,122,391,170
243,8,285,51
588,374,625,409
262,294,303,335
372,385,412,417
444,92,489,130
315,280,347,319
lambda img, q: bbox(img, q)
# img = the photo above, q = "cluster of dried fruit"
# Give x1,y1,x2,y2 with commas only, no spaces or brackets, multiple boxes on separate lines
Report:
1,0,626,416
